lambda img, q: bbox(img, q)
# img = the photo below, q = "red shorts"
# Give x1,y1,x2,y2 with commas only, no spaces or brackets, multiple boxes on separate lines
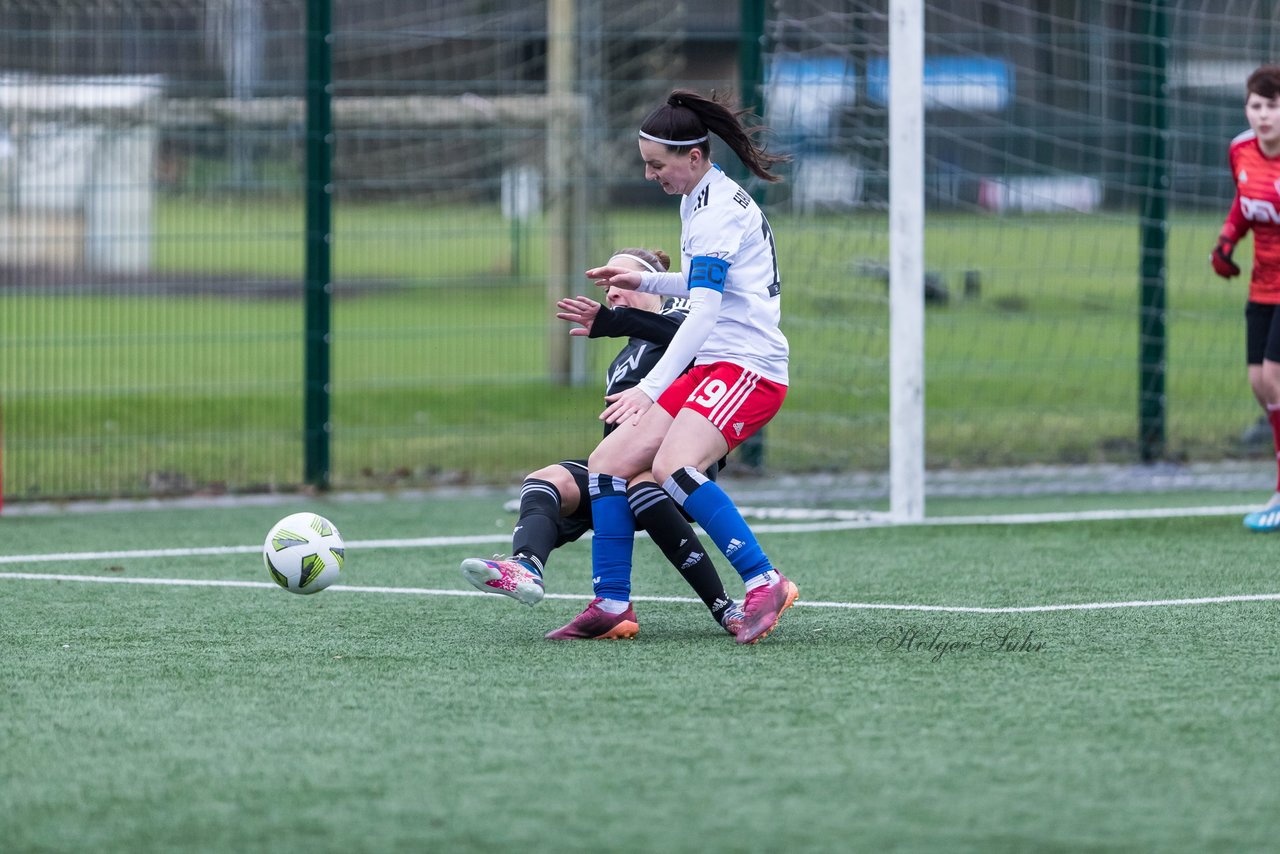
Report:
657,362,787,451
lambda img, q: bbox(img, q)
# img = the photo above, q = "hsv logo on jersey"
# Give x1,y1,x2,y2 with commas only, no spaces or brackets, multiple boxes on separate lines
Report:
1242,196,1280,224
608,344,647,390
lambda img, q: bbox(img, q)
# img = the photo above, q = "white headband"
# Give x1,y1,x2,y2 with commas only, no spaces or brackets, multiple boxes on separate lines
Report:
639,129,709,147
608,252,660,273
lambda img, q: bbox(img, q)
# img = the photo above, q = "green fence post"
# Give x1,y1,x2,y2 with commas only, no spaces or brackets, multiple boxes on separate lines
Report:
1137,0,1169,463
740,0,764,113
304,0,333,490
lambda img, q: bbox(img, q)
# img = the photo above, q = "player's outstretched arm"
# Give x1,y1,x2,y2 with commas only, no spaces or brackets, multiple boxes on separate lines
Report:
588,307,682,344
585,265,641,290
555,296,603,337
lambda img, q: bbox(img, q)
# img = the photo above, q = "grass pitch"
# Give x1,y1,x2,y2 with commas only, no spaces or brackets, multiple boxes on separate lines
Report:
2,489,1278,852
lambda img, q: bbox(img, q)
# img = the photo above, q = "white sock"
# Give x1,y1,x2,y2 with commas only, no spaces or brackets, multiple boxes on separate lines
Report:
1265,492,1280,510
745,570,779,591
596,598,629,614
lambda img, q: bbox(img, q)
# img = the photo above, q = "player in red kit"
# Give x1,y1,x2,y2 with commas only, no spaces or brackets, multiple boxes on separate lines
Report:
1212,65,1280,530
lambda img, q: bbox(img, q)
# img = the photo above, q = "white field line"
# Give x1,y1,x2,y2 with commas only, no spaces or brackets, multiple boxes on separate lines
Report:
0,571,1278,614
0,503,1258,567
0,534,506,565
1,503,1273,615
733,504,1261,526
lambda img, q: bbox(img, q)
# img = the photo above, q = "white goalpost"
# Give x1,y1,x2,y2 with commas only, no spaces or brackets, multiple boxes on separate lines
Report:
889,0,926,522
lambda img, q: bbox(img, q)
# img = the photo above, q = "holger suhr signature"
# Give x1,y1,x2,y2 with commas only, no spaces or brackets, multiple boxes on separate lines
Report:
877,625,1047,663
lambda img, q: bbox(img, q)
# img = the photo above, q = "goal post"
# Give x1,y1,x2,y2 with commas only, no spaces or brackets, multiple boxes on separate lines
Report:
888,0,926,522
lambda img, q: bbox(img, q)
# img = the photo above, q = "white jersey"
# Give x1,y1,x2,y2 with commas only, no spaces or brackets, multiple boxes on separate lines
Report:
635,166,790,396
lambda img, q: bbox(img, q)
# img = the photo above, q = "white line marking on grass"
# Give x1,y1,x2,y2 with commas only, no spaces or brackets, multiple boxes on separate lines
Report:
736,504,1259,527
0,546,262,564
919,505,1258,526
0,503,1257,567
0,572,278,589
1,504,1271,614
2,571,1277,615
796,592,1280,613
0,534,511,565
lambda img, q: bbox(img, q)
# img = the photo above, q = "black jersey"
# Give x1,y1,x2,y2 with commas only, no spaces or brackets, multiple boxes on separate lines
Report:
581,297,726,475
590,300,689,430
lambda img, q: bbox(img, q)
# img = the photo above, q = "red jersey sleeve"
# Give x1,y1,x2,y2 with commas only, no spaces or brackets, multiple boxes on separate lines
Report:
1226,132,1280,303
1219,189,1251,245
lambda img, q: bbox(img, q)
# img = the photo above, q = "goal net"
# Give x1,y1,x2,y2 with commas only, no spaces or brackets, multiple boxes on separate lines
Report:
761,0,1280,505
1,0,1277,505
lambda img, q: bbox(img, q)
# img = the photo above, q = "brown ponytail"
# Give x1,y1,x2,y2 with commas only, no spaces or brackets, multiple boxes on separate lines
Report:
639,89,790,183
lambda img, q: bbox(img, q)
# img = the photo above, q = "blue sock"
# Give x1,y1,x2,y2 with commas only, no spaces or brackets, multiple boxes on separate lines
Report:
589,473,635,602
665,469,771,583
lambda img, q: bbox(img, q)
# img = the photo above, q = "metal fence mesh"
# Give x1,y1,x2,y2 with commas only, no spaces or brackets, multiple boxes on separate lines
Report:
1,1,1277,501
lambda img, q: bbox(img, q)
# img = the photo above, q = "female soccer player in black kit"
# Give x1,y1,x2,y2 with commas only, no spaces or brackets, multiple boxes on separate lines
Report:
460,247,744,636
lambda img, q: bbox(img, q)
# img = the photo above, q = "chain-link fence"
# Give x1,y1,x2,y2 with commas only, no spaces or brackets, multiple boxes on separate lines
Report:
1,1,1276,501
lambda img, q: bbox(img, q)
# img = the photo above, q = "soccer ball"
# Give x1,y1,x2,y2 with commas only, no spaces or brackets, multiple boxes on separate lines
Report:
263,512,345,595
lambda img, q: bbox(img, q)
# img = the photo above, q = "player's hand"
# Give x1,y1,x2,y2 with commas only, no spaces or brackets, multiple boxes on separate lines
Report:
555,296,601,337
600,386,654,426
1211,236,1240,278
585,265,641,291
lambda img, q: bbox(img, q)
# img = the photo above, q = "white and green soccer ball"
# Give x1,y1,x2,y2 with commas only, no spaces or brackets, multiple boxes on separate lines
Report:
263,512,345,594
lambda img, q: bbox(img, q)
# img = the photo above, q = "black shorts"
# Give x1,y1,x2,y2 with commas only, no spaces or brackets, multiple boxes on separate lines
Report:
547,455,726,546
1245,302,1280,365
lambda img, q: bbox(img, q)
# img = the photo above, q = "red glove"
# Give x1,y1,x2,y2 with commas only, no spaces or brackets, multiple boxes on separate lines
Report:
1211,236,1240,278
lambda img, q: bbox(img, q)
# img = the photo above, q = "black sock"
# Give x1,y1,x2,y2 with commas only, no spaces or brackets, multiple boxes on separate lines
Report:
511,478,561,574
627,481,733,621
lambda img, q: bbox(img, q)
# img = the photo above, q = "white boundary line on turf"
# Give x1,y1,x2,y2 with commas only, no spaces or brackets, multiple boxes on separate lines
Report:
0,503,1259,567
734,504,1260,526
1,570,1278,614
0,534,507,565
0,504,1271,615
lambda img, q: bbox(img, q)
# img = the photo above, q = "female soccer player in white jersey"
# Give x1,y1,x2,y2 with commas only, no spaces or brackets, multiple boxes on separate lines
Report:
546,89,797,644
1210,65,1280,531
457,247,746,636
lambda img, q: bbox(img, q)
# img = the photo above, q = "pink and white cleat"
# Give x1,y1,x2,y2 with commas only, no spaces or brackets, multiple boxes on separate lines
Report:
719,600,746,636
459,556,545,606
544,599,639,640
735,573,798,645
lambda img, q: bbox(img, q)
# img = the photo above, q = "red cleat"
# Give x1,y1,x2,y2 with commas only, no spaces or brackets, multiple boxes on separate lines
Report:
545,599,639,640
